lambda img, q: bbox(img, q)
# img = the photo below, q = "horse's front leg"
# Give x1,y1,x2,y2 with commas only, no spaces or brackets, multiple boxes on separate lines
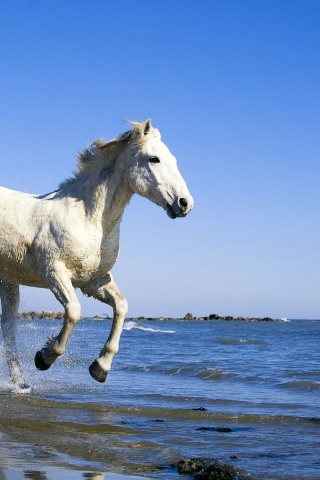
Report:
35,264,81,371
82,273,128,383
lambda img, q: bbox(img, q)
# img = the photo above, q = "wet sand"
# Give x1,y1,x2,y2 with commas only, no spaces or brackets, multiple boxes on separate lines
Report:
0,434,156,480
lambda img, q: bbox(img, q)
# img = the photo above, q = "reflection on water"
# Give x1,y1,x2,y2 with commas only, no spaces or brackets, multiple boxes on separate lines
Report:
24,472,48,480
24,472,106,480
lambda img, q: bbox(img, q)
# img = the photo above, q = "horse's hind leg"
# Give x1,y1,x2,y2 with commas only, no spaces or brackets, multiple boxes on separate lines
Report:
35,264,81,371
0,281,28,389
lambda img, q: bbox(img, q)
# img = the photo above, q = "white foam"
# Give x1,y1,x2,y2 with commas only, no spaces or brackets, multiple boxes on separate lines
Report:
123,321,175,334
0,342,32,394
0,376,32,395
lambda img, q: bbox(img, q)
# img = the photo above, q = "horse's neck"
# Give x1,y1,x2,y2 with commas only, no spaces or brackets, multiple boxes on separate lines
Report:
80,164,133,233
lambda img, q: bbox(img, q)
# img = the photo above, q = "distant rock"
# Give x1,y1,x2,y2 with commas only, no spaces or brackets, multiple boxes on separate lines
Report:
260,317,275,322
173,457,259,479
208,313,276,322
10,311,277,322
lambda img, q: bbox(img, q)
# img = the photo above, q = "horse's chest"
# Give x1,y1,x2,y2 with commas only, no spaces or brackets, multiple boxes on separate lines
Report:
71,233,119,284
97,235,120,272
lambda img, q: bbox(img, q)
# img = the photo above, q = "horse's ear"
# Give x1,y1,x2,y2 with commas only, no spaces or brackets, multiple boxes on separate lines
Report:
142,119,152,136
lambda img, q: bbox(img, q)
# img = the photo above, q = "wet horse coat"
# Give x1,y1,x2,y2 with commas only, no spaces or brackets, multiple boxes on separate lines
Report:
0,120,193,388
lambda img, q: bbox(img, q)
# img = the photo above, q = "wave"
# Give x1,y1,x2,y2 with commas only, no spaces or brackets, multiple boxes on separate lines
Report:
19,321,39,330
165,365,199,375
123,364,238,382
215,337,239,345
215,337,266,345
123,321,175,334
195,368,237,380
280,380,320,390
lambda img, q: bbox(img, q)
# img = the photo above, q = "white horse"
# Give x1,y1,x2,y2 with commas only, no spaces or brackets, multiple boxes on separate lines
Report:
0,119,194,389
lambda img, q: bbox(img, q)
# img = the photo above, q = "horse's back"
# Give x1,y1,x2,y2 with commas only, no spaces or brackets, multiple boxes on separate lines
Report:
0,186,38,240
0,187,48,286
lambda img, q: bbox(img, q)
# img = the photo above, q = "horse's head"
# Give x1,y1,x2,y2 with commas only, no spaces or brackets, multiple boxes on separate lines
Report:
125,119,194,219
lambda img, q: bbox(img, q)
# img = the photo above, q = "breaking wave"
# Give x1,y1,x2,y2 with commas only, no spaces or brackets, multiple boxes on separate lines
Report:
195,368,237,380
122,321,175,334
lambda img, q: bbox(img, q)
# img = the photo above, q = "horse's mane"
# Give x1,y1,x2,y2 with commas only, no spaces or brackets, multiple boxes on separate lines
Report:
59,120,155,189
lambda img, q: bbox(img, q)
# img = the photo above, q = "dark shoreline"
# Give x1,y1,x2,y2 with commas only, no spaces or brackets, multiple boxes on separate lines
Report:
132,313,279,322
0,311,285,322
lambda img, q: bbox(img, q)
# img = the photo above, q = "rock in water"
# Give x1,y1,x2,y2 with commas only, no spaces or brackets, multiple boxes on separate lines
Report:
173,457,259,479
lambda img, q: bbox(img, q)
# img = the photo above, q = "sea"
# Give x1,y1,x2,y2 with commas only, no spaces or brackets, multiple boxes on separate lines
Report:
0,318,320,480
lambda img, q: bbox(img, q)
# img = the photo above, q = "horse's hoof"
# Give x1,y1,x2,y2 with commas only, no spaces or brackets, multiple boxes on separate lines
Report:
34,351,51,371
89,360,108,383
19,383,30,390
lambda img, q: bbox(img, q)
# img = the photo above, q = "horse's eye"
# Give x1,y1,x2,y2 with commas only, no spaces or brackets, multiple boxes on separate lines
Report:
149,156,160,164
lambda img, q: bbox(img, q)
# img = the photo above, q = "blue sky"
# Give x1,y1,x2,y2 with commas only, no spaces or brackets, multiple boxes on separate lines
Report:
0,1,319,319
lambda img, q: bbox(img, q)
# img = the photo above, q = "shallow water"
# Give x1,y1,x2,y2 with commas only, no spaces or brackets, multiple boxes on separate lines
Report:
1,318,320,479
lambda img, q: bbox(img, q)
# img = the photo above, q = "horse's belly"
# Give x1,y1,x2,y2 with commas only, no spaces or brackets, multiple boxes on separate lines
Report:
0,256,45,287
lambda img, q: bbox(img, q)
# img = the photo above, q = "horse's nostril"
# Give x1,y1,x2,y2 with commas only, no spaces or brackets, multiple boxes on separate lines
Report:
179,198,188,210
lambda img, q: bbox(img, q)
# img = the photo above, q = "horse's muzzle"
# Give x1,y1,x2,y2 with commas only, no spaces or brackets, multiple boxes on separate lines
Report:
166,197,193,219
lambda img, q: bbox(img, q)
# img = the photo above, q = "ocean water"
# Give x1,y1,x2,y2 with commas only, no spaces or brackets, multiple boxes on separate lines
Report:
0,318,320,479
